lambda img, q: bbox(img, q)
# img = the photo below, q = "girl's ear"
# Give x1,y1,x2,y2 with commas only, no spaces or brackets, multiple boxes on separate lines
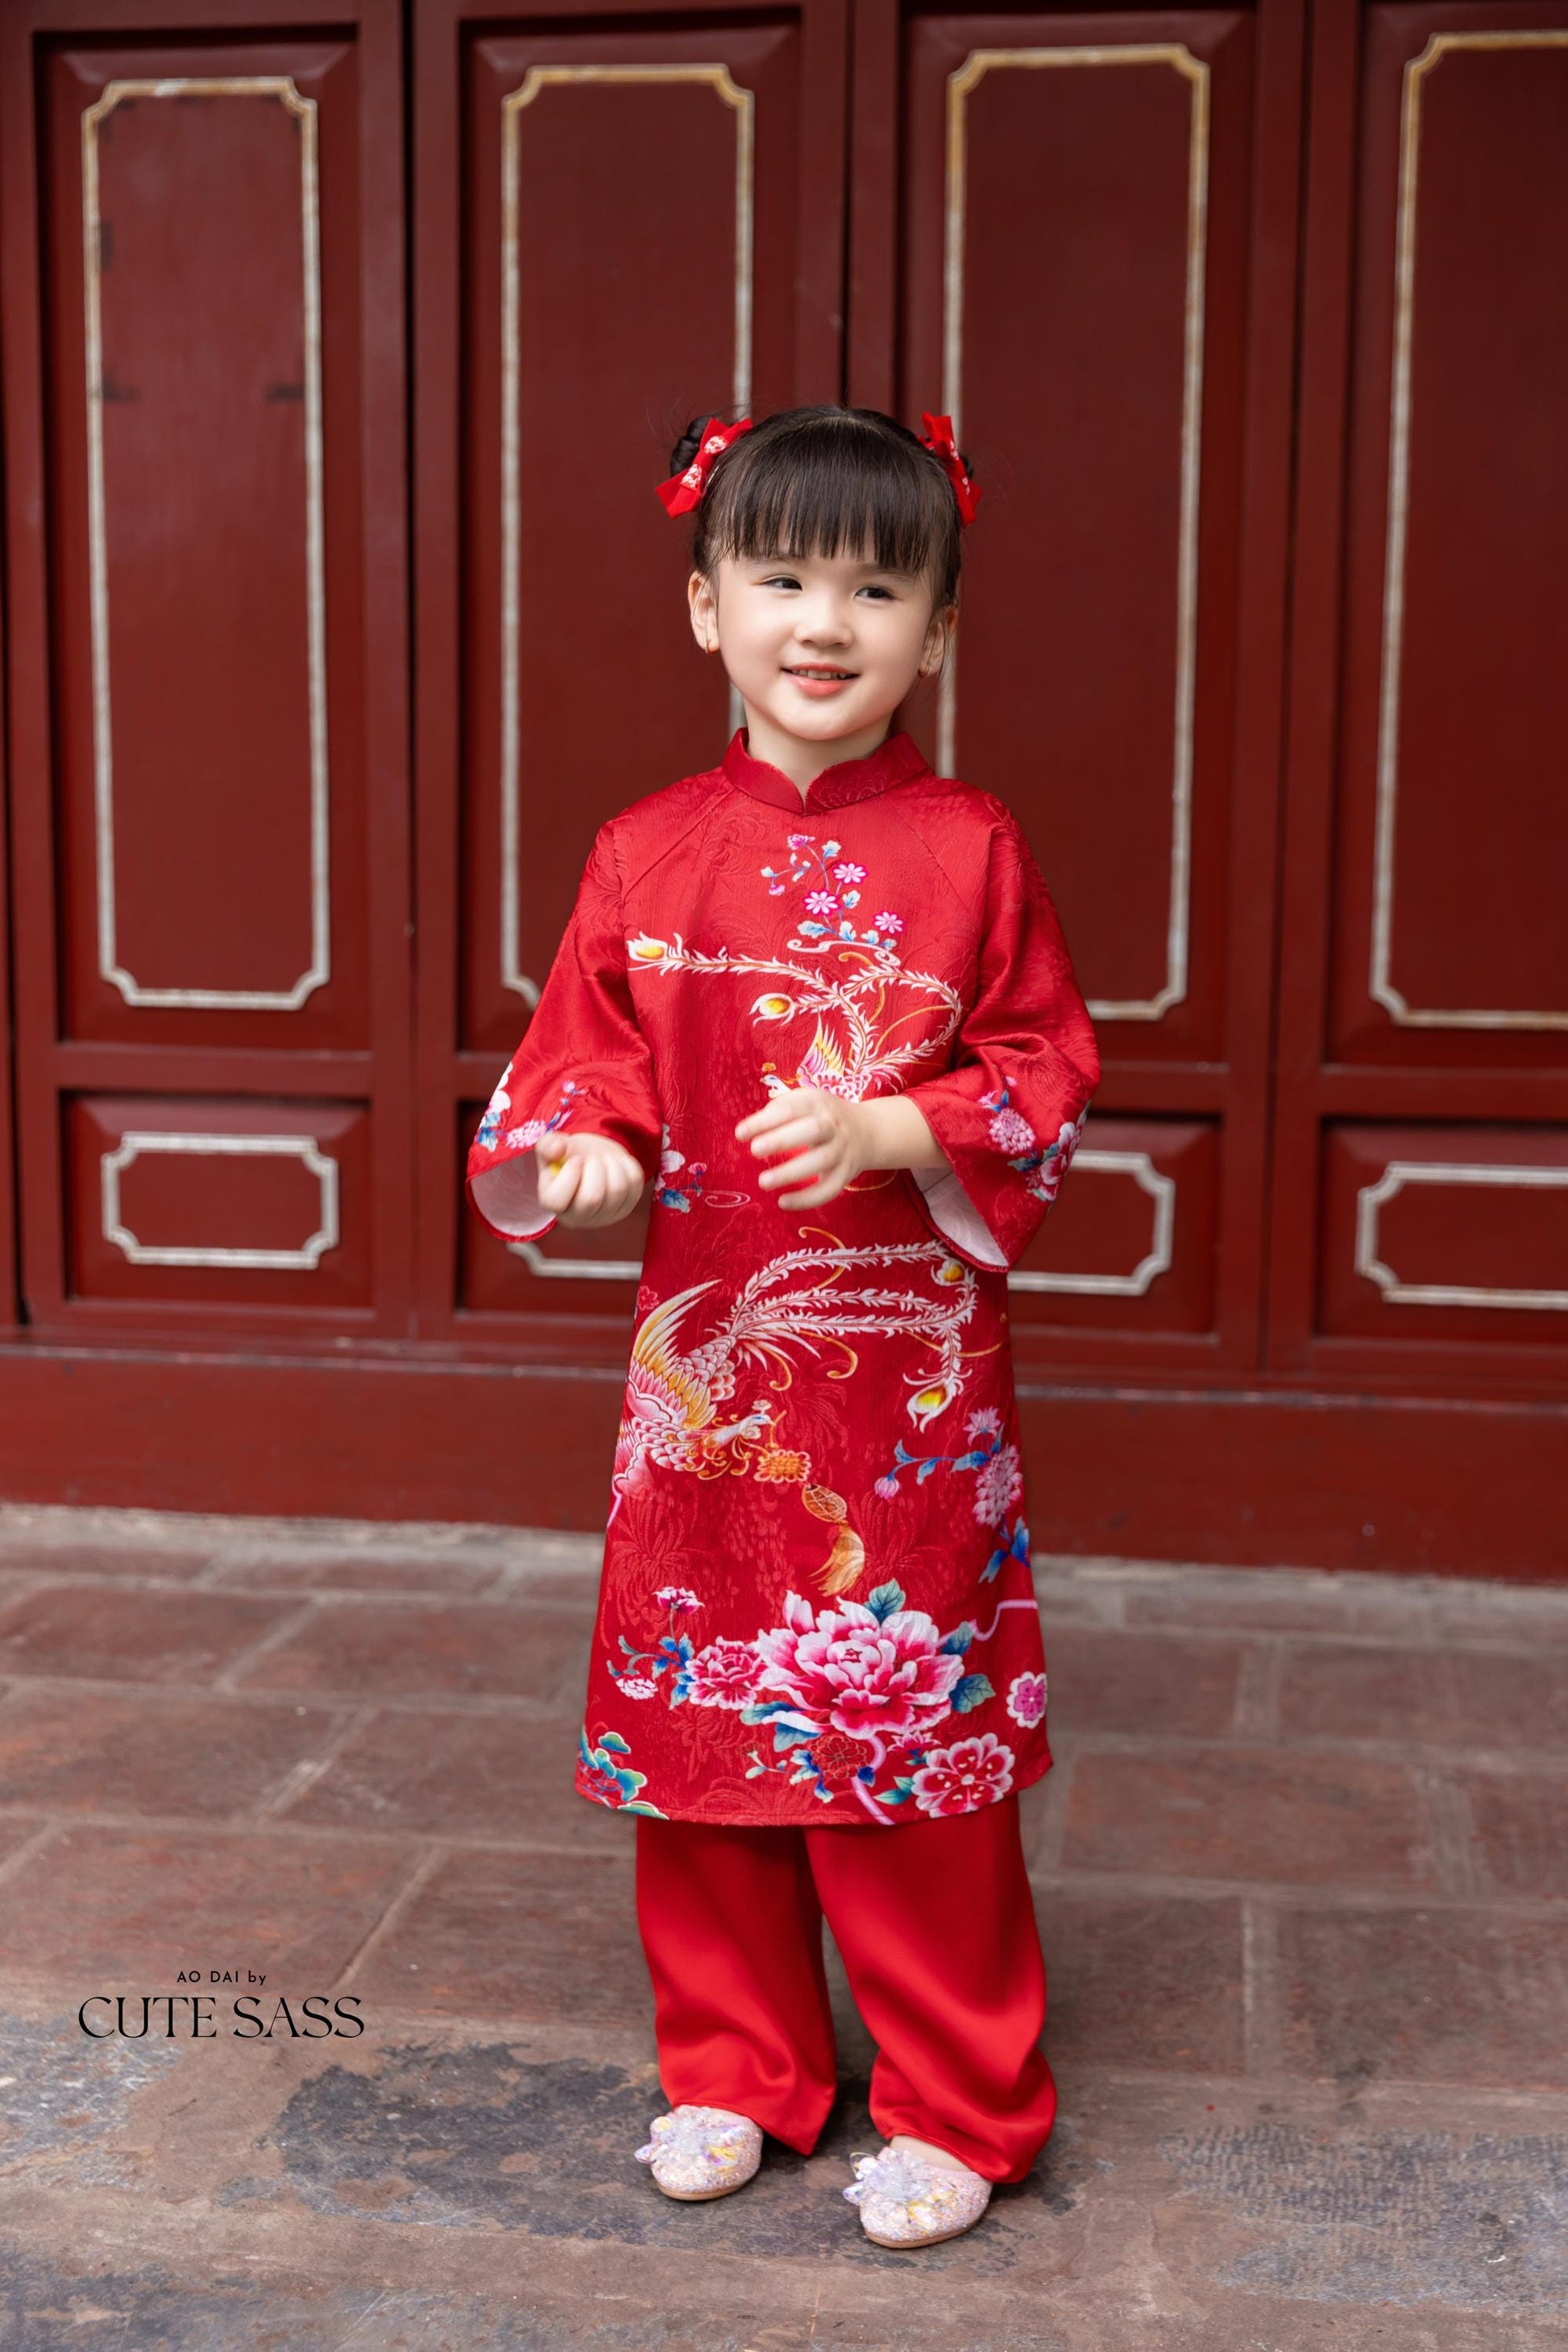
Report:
687,568,720,654
918,601,957,679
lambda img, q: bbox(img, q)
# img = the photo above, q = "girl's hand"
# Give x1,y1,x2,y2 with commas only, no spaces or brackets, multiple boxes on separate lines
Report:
736,1087,869,1209
536,1132,646,1227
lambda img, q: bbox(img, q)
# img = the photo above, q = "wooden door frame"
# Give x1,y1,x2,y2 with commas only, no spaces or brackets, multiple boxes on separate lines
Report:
1267,0,1568,1402
844,0,1310,1390
409,0,852,1349
0,0,416,1345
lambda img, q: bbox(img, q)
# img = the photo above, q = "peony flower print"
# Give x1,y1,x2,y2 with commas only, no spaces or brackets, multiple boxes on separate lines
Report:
684,1638,763,1709
910,1731,1016,1815
751,1591,964,1743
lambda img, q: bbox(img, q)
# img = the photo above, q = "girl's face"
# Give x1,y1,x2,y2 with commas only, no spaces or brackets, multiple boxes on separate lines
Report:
688,545,954,753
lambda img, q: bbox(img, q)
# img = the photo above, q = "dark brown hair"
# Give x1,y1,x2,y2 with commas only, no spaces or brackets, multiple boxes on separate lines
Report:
671,405,966,606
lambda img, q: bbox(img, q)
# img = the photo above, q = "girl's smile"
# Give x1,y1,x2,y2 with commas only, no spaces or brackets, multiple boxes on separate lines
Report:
784,662,859,697
688,544,953,793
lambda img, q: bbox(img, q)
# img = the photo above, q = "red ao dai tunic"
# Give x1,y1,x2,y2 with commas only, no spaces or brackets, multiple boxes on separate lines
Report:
467,728,1100,1829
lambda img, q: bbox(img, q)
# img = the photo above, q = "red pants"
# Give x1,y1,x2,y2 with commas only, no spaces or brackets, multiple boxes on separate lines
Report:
633,1791,1056,2183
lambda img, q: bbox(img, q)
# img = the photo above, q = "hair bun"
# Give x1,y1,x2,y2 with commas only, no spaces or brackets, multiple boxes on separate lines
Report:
669,417,710,476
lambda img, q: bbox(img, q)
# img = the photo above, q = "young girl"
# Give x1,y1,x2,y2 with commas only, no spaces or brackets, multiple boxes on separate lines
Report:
467,405,1099,2250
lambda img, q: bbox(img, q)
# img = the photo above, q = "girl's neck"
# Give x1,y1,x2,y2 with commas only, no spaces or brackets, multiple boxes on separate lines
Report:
740,708,894,800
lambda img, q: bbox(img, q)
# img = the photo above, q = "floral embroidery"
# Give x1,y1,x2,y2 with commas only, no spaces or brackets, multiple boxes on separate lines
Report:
475,1072,581,1157
874,1408,1023,1532
979,1082,1087,1207
910,1731,1016,1815
655,1126,707,1213
629,828,961,1104
684,1638,764,1708
740,1583,1002,1822
577,1728,666,1815
1006,1670,1047,1728
611,1590,704,1703
984,1516,1032,1584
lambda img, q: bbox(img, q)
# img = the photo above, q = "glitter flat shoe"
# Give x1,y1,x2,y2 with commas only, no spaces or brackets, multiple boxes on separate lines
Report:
844,2144,992,2248
635,2105,763,2201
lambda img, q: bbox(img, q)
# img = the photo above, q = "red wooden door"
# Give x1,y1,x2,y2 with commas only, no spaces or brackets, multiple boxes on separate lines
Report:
846,0,1304,1388
0,0,1562,1568
0,0,413,1349
413,0,851,1355
1271,2,1568,1432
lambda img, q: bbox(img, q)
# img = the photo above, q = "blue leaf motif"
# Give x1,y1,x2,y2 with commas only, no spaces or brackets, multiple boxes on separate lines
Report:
952,1674,995,1713
865,1581,906,1621
940,1621,976,1655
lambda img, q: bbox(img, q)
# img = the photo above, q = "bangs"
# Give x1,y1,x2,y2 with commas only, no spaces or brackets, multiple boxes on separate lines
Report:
696,409,961,598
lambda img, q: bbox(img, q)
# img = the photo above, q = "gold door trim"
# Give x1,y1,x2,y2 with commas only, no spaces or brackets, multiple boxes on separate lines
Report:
1371,31,1568,1031
500,64,755,1003
1355,1159,1568,1311
101,1131,341,1270
942,46,1209,1023
1007,1148,1176,1296
81,78,331,1010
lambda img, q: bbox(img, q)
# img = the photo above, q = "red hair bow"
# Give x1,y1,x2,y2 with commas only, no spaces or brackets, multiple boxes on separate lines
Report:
920,413,981,525
657,416,754,516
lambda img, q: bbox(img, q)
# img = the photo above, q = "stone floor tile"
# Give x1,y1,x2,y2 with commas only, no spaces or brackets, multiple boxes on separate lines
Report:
1425,1585,1568,1645
233,1599,591,1704
0,1583,292,1686
0,1686,347,1818
209,1547,508,1596
1280,1643,1568,1753
0,1813,47,1863
1062,1746,1433,1889
1042,1628,1245,1739
0,1534,218,1582
0,1822,411,1985
1034,1887,1245,2073
1462,1766,1568,1899
1279,1902,1568,2088
359,1848,647,2024
284,1708,634,1851
1121,1573,1438,1640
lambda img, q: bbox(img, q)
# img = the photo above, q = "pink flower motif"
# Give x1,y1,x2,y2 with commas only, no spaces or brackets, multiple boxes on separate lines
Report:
1006,1671,1047,1728
505,1117,547,1147
752,1592,964,1743
1032,1115,1088,1206
911,1732,1016,1816
873,911,903,935
989,1106,1038,1156
656,1585,703,1616
684,1638,761,1708
965,1407,1002,1441
973,1442,1023,1529
832,861,866,885
873,1475,900,1501
805,890,838,915
617,1676,659,1700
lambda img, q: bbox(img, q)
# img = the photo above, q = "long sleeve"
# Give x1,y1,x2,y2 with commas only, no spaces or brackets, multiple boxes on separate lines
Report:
900,812,1100,1274
466,826,664,1242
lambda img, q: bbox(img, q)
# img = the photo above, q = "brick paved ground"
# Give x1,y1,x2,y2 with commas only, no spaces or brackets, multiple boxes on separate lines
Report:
0,1503,1564,2350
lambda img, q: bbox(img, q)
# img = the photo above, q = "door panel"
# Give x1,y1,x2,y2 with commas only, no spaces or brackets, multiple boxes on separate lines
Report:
1270,0,1568,1388
44,48,372,1056
414,0,850,1337
3,0,411,1339
1329,19,1568,1060
857,0,1304,1371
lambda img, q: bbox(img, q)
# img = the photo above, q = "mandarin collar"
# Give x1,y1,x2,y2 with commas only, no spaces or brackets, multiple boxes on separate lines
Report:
720,727,931,814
